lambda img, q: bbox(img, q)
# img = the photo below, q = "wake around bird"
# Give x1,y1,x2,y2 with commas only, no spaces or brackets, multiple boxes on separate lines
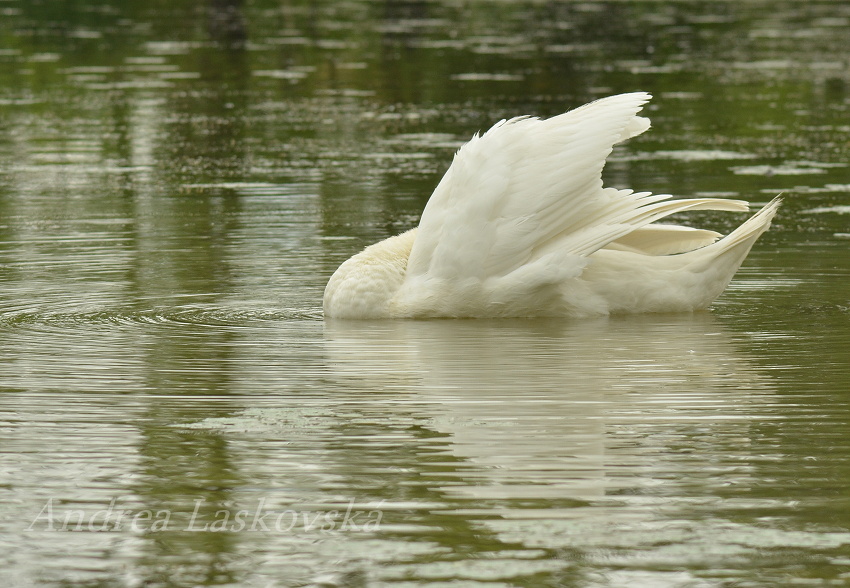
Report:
323,92,781,319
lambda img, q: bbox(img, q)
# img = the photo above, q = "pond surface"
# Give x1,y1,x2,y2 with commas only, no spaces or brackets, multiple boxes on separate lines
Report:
1,1,849,586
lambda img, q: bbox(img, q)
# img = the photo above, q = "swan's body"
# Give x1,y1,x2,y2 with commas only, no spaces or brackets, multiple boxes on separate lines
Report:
324,92,780,319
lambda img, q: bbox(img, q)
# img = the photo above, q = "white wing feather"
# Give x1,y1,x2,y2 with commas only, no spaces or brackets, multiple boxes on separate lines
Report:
403,92,747,288
606,224,723,255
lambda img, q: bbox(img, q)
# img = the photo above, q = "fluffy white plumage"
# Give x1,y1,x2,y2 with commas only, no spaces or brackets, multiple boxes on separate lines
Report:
323,92,781,319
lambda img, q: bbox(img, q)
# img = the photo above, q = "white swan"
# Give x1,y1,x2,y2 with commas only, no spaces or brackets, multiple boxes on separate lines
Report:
324,92,781,319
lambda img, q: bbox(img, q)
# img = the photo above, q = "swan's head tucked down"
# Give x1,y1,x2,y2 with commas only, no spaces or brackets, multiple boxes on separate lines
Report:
323,229,416,319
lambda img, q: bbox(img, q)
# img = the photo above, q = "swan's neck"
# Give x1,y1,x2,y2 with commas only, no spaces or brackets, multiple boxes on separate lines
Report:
323,229,417,319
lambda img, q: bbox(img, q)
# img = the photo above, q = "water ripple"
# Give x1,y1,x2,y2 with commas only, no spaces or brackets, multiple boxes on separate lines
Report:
0,304,322,331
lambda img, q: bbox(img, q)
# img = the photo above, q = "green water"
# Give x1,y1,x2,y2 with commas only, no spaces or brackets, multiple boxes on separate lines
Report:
1,1,849,586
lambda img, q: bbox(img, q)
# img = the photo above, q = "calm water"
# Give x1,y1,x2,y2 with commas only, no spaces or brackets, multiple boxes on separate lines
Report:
1,1,850,586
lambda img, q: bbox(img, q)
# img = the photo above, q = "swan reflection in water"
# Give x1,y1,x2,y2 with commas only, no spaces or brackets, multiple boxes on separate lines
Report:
323,313,775,501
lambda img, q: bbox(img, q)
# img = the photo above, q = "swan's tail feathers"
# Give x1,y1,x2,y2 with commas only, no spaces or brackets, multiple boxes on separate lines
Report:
691,195,781,275
717,195,782,250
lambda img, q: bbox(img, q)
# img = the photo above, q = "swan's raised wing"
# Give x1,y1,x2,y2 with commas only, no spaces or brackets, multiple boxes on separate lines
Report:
404,92,653,281
403,92,747,286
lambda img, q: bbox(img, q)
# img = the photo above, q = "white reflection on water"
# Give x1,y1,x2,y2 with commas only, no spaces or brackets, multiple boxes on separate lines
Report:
319,315,850,586
323,313,775,501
